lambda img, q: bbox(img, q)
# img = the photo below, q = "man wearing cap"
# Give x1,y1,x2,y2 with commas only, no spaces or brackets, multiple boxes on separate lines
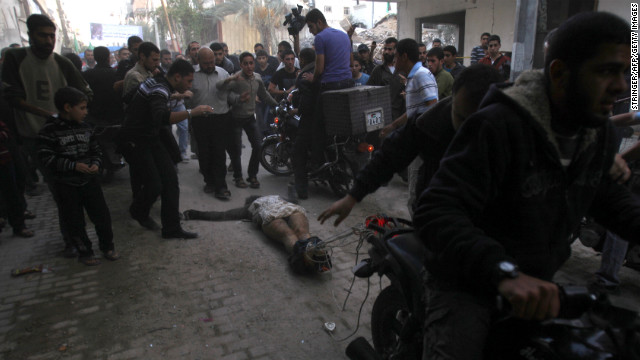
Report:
357,44,375,75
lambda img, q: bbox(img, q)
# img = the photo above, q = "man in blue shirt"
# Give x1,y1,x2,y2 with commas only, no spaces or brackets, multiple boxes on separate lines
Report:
304,9,353,88
296,9,354,199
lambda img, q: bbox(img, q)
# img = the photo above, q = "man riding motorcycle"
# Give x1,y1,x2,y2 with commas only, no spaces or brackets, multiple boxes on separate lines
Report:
413,12,637,359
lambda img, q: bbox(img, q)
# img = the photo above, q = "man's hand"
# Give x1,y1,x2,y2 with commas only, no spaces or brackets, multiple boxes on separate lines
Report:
88,164,99,174
609,153,631,184
75,163,92,174
379,124,395,138
183,90,193,99
239,91,251,103
498,273,560,321
192,105,214,117
318,195,357,226
302,73,314,82
225,72,241,83
347,25,355,39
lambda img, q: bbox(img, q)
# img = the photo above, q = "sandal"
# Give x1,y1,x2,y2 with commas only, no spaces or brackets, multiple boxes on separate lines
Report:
214,189,231,200
234,178,248,188
23,210,36,220
13,228,35,238
78,256,101,266
103,250,121,261
247,177,260,189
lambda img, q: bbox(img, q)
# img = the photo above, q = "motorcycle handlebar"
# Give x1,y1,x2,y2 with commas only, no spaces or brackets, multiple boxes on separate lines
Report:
497,285,597,320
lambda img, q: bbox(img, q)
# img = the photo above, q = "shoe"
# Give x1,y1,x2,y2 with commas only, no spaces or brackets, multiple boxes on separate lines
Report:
204,184,215,194
181,153,190,163
13,228,35,238
103,250,121,261
296,189,308,200
162,228,198,239
247,177,260,189
214,189,231,200
588,279,620,295
227,163,234,173
133,216,161,231
190,153,198,160
78,256,101,266
23,210,36,220
63,244,79,258
234,178,248,188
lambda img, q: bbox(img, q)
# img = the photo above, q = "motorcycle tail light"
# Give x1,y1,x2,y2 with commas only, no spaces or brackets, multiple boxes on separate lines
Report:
357,142,374,153
274,117,279,124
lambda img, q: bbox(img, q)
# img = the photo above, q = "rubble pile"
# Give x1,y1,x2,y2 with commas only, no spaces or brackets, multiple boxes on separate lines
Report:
352,14,398,61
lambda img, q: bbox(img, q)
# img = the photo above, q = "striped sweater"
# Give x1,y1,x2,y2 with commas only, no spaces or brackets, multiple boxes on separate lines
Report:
38,116,102,186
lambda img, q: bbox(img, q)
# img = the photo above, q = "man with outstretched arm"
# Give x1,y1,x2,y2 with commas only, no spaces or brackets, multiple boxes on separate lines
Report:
118,59,212,239
318,65,502,226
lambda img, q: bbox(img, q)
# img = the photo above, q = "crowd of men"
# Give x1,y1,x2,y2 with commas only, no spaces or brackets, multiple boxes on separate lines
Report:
1,9,639,356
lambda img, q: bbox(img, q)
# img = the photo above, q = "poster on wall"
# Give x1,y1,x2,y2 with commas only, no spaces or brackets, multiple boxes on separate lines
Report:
90,23,143,46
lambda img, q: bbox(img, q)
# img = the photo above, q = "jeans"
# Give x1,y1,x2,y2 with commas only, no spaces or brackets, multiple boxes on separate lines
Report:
122,138,181,233
0,161,27,232
172,103,189,156
312,79,356,164
192,112,233,191
230,115,262,179
293,124,313,194
53,178,114,257
21,137,70,244
595,231,629,287
255,101,274,136
422,276,494,360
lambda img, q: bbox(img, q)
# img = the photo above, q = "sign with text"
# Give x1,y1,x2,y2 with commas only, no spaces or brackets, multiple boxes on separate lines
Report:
90,23,143,45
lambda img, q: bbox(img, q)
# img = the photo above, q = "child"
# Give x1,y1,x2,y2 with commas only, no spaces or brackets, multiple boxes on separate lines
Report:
351,56,370,86
38,87,119,266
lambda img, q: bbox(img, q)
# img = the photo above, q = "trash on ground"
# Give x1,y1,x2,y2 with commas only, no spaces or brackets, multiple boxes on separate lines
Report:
201,317,213,322
11,264,52,277
324,322,336,332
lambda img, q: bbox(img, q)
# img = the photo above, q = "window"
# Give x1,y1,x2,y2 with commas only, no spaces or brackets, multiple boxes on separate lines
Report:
344,7,350,15
324,6,332,13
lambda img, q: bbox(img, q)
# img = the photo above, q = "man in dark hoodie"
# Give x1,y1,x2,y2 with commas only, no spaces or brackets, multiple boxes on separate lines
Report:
413,12,636,359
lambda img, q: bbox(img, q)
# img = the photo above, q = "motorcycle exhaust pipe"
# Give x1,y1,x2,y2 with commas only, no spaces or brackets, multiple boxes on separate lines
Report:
345,337,382,360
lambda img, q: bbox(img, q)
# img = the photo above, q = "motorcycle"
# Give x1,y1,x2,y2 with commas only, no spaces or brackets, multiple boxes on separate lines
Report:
259,98,374,198
345,215,640,360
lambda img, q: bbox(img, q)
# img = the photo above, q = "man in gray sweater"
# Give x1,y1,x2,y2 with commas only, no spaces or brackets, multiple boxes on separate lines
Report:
217,52,278,189
187,48,241,199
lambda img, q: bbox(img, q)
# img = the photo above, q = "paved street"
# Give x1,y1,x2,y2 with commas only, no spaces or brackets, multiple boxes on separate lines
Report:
1,134,640,360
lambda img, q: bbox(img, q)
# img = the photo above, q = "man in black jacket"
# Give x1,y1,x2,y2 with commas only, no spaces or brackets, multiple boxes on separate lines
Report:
318,64,502,225
119,60,211,239
290,48,317,199
414,12,636,359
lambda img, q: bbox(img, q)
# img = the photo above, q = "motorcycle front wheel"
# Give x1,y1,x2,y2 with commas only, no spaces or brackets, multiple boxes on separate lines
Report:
259,138,293,176
371,285,411,359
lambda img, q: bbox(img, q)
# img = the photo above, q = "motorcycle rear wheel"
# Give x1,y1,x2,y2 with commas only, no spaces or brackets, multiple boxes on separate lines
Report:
327,157,357,198
259,138,293,176
371,285,409,359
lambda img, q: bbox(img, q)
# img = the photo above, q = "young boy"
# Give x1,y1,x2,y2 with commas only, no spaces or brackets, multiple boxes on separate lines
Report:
38,87,119,266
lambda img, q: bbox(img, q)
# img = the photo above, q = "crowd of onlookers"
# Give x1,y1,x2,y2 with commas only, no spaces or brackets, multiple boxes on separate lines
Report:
0,9,516,267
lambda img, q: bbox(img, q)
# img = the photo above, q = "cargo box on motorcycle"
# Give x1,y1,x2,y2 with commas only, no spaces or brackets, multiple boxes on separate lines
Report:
322,86,392,136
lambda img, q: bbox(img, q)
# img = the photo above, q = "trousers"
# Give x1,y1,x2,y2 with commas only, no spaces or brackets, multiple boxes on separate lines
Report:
53,178,113,257
192,112,233,191
122,138,181,233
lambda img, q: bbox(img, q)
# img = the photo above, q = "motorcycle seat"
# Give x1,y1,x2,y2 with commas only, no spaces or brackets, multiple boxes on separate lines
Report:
387,233,426,283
